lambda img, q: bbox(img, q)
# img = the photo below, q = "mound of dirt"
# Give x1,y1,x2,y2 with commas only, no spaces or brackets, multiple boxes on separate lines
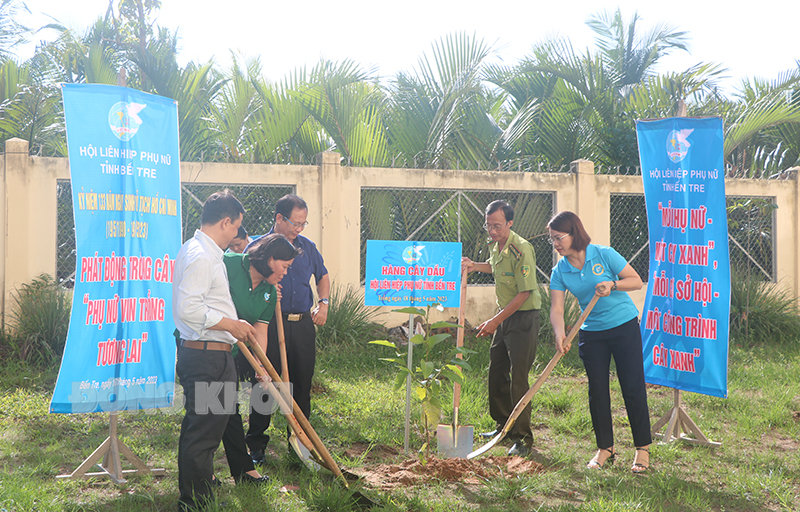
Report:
352,455,545,489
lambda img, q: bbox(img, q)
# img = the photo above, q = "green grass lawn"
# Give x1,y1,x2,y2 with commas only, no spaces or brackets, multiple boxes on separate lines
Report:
1,337,799,511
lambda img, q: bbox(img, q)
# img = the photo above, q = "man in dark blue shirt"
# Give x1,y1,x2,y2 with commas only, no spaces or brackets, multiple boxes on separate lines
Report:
245,194,329,464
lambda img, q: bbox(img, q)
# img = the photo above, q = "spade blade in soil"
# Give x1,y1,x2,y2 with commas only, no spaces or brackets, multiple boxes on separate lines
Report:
437,423,473,458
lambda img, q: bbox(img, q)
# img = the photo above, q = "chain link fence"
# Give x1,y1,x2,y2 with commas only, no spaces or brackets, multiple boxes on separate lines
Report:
609,193,775,283
55,182,293,287
54,182,777,290
726,196,775,281
610,194,650,280
360,188,555,285
56,180,76,286
179,184,293,242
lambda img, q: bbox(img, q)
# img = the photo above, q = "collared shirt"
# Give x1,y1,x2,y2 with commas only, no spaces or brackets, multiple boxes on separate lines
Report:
263,229,328,314
488,229,542,311
172,229,238,344
549,243,639,331
223,252,277,325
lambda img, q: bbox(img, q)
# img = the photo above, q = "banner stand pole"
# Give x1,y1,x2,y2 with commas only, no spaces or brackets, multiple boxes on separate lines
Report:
651,388,721,447
56,411,165,483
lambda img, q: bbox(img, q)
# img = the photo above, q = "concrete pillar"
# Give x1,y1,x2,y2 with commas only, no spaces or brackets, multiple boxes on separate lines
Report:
572,159,600,239
2,138,59,327
316,151,360,287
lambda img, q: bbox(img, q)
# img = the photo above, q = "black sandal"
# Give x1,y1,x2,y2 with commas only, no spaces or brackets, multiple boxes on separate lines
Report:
587,447,615,469
632,447,650,474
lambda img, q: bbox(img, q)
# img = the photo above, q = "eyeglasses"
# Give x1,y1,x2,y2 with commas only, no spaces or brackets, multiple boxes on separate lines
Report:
283,216,309,229
547,232,571,244
483,222,509,233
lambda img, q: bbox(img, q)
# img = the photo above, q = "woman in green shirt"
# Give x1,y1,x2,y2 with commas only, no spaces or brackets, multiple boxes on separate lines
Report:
221,233,301,484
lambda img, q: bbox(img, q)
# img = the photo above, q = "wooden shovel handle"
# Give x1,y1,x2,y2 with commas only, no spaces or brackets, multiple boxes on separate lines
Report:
235,341,315,454
501,293,599,434
453,269,468,412
275,301,289,383
468,293,600,458
241,339,349,487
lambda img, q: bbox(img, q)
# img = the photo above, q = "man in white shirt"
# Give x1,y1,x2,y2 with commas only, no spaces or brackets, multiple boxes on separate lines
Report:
174,190,258,511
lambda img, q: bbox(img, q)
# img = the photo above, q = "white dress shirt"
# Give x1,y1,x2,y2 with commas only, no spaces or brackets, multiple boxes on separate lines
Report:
173,229,237,344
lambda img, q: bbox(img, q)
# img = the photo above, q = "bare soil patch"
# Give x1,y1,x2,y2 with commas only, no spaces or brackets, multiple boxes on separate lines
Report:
348,452,545,490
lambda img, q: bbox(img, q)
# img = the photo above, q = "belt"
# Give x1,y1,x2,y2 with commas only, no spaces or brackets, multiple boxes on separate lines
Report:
282,311,310,322
181,339,232,352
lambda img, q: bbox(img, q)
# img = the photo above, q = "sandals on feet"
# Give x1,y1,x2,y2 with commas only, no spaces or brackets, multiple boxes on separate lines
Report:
586,447,615,469
632,447,650,474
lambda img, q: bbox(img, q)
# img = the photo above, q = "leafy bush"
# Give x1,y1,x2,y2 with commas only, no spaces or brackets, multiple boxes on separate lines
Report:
315,282,381,348
7,274,72,366
729,274,800,347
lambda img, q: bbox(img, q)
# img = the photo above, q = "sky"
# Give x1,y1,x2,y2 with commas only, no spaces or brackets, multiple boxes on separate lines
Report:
16,0,800,94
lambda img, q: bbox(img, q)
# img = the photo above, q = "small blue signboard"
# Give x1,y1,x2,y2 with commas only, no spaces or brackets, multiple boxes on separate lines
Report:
365,241,462,307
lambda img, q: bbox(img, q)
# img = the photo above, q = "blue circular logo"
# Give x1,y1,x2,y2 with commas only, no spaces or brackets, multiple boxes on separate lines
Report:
108,101,146,141
666,129,692,163
402,245,424,264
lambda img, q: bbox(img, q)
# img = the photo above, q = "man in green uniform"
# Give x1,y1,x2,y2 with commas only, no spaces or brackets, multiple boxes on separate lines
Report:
462,200,542,456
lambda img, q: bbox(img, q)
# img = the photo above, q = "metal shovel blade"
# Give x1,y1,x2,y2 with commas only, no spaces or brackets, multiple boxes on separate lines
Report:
289,432,321,471
437,423,474,458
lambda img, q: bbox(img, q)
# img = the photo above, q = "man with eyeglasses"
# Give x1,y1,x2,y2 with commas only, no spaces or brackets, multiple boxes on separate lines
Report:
244,194,330,464
462,200,542,457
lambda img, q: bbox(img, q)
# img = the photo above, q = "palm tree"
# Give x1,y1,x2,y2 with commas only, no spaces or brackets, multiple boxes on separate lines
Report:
289,59,386,167
0,0,29,63
721,71,800,176
586,8,689,90
386,32,500,170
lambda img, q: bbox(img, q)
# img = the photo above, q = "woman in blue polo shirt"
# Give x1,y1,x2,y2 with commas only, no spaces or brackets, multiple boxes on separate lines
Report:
547,211,651,474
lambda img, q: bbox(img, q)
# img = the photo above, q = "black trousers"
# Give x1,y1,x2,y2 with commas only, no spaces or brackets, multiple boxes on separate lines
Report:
176,346,237,511
236,313,316,452
220,368,256,477
488,309,539,442
578,317,652,449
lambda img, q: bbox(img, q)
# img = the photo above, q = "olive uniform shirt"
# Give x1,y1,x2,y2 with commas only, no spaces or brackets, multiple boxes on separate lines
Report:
488,229,542,311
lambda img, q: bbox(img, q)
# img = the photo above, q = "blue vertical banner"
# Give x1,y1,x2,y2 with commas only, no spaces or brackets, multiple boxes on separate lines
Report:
364,241,462,307
637,117,730,398
50,84,181,413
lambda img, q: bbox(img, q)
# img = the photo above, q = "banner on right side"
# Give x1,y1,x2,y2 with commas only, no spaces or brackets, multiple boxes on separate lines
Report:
636,117,730,398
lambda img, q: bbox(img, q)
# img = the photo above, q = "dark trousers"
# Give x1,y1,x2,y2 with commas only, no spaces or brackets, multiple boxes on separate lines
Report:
488,309,539,442
578,317,652,449
176,346,237,511
237,314,316,452
220,371,256,477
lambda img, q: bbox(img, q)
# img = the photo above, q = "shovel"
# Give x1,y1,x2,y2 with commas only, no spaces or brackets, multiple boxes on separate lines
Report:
274,301,318,468
468,293,600,459
437,269,473,458
237,340,377,508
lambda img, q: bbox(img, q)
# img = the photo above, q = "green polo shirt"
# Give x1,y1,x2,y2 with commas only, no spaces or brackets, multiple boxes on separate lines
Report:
488,229,542,311
223,252,277,325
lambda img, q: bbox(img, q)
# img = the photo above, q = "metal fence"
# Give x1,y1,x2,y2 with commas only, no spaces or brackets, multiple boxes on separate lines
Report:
360,188,555,285
56,180,76,286
610,194,650,280
608,193,776,283
55,182,293,287
726,196,775,281
179,183,293,242
54,182,777,290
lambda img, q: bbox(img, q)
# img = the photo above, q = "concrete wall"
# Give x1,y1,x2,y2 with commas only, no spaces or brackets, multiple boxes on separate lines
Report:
3,138,797,328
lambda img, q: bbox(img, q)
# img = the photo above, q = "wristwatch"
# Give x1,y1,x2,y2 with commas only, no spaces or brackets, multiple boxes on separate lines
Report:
318,298,329,305
611,281,617,291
